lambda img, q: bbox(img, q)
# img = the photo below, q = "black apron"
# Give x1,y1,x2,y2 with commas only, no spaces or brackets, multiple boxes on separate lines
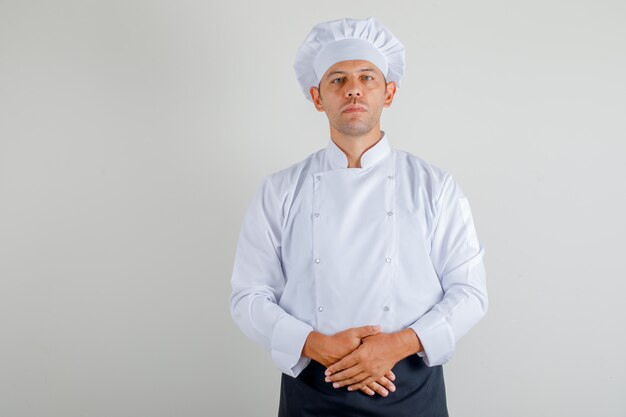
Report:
278,355,448,417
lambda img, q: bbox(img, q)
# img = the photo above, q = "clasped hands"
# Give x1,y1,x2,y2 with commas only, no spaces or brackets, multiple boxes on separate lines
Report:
302,325,422,397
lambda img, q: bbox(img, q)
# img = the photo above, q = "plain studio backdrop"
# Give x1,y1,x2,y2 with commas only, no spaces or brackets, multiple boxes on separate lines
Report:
1,1,625,416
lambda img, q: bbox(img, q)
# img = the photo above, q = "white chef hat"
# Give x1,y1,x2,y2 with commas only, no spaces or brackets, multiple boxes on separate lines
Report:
293,16,405,101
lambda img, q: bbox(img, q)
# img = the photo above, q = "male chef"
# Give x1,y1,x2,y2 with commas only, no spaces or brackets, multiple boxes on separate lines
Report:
230,16,488,417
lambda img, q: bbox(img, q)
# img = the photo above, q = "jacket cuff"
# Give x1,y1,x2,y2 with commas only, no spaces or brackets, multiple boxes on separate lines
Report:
409,313,455,367
271,315,314,377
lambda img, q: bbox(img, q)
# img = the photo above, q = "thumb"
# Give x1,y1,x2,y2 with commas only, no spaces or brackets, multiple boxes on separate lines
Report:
356,325,381,338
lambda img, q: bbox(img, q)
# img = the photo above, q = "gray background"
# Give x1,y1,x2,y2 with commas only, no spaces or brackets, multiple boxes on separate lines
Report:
1,0,625,416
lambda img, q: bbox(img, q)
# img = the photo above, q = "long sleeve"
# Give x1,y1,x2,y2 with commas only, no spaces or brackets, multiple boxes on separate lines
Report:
409,174,488,366
229,177,314,377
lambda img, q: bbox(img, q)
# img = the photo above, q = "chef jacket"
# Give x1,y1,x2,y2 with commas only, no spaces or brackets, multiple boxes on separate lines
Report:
230,133,488,378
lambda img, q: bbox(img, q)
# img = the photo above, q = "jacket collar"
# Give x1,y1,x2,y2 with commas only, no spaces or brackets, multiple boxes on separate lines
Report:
326,132,391,170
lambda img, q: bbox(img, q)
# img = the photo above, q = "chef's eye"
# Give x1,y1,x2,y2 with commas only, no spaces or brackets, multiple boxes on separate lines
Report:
332,78,344,84
363,75,373,80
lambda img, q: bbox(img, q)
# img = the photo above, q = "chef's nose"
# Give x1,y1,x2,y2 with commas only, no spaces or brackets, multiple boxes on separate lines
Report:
345,79,362,98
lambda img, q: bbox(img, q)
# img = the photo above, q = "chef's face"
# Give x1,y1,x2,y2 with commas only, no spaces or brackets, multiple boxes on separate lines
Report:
310,59,396,137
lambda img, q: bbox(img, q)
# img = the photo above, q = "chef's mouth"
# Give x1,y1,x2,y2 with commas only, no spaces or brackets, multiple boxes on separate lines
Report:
343,106,367,113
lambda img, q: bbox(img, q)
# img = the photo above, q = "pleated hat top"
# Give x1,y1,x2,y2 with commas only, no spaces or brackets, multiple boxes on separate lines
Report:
293,16,405,101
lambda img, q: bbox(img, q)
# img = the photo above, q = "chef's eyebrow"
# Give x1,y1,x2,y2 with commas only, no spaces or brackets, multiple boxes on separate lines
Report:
325,68,377,79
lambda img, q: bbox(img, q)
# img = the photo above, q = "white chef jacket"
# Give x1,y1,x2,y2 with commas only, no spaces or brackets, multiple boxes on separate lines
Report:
230,133,488,378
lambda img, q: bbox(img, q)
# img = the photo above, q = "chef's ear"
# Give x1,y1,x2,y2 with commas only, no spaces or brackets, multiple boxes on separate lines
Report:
310,86,325,112
383,81,397,108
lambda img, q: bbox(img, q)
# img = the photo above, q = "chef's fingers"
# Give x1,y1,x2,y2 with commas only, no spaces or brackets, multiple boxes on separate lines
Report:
325,351,359,375
376,376,396,393
365,381,389,397
385,370,396,381
331,370,368,389
326,362,362,383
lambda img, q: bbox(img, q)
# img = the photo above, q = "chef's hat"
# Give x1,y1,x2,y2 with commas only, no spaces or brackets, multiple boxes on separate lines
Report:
293,16,405,101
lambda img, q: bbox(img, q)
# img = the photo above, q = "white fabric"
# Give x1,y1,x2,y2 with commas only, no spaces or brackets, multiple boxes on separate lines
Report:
313,38,388,83
230,133,488,377
294,16,405,101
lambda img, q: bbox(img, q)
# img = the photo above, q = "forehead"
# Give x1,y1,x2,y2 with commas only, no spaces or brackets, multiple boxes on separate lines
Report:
322,59,383,78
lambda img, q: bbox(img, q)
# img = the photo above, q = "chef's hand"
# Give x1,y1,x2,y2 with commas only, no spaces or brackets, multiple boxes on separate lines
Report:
360,372,396,397
324,329,423,393
302,326,396,397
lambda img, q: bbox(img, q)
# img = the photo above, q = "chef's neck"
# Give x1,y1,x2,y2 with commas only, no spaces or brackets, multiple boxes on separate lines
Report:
329,127,384,168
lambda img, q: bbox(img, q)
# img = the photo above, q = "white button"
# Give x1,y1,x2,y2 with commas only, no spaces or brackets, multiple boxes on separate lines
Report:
387,211,394,216
318,306,324,312
385,257,392,263
383,306,390,312
315,258,321,264
315,175,321,181
313,212,320,218
387,175,394,180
